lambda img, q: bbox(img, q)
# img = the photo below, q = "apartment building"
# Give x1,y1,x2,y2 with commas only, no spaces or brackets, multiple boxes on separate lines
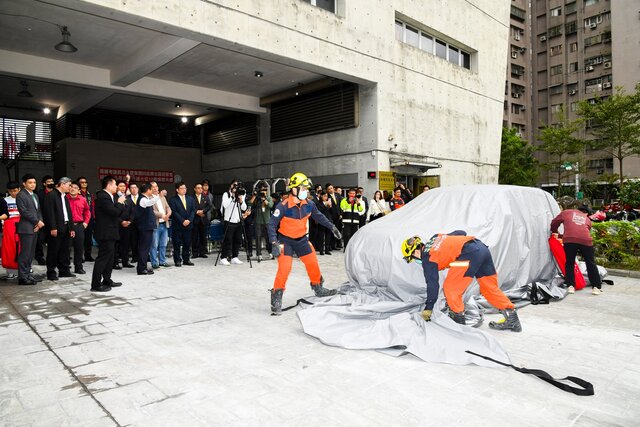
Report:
504,0,532,141
531,0,640,189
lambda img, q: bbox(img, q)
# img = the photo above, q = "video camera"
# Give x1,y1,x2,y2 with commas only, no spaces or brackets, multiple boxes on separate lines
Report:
231,181,246,197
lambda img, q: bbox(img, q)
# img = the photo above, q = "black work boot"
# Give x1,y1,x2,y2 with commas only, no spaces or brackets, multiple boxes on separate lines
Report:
448,311,466,325
489,309,522,332
310,276,337,297
270,288,284,315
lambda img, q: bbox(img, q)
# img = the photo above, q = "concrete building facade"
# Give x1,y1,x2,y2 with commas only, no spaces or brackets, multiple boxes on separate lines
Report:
0,1,511,195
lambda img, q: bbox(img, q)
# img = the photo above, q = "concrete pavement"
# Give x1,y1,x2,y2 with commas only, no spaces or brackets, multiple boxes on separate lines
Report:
1,252,639,426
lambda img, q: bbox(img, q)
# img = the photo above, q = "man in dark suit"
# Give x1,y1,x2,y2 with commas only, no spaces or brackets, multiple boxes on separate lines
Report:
16,174,45,285
325,183,342,250
191,182,211,258
135,183,159,275
114,180,134,269
43,177,75,281
34,175,54,265
91,176,126,292
168,181,196,267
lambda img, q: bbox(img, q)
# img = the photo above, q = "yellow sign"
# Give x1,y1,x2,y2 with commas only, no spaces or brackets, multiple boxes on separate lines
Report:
378,171,396,192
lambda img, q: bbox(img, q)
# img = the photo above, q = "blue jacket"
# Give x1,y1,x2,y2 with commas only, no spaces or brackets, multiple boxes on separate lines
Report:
268,196,334,242
169,195,196,230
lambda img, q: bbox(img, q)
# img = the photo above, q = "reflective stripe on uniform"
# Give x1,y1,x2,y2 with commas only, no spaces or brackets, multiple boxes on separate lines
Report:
449,260,471,268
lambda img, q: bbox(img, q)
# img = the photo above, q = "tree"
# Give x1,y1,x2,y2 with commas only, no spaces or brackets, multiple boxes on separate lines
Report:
499,127,538,186
537,109,585,196
618,180,640,208
578,83,640,188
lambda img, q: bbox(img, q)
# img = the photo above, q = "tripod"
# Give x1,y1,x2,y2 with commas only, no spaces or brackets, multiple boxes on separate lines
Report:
214,196,253,268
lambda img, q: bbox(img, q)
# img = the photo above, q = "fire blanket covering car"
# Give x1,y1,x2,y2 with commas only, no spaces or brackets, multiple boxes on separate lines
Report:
297,185,568,367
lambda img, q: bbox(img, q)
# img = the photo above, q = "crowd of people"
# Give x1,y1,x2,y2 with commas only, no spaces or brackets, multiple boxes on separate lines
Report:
0,171,431,292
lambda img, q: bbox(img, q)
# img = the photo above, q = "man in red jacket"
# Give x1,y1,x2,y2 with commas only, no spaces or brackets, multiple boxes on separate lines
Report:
67,181,91,274
551,197,602,295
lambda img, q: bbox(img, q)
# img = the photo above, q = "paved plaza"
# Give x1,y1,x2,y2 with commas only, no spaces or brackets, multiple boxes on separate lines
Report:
1,252,639,426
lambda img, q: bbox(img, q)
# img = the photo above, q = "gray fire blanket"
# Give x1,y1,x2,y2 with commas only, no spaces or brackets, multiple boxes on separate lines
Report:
297,185,563,367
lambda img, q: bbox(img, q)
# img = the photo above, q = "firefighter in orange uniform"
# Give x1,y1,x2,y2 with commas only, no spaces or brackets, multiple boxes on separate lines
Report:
402,231,522,331
268,173,342,315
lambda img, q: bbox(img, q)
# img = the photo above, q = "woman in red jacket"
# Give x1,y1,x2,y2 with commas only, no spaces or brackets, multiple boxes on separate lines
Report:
551,198,602,295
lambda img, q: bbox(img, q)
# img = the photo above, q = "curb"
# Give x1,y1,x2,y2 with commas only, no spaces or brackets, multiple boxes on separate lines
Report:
607,268,640,279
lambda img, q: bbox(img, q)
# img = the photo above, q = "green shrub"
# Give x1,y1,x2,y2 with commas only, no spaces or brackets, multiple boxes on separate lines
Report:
591,220,640,270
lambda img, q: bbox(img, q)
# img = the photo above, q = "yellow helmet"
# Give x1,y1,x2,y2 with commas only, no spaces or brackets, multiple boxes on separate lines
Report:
289,172,312,188
401,236,422,263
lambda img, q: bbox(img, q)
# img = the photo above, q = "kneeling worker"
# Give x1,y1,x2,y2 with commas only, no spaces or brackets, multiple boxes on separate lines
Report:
401,231,521,332
269,172,343,315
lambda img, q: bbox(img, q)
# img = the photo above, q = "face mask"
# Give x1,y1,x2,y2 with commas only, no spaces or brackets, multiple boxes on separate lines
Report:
298,189,308,200
46,183,55,189
414,259,422,265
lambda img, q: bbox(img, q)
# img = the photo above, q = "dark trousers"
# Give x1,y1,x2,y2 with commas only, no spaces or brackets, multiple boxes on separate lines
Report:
244,220,254,256
17,233,37,279
35,229,45,261
342,222,359,250
46,225,71,276
91,239,116,288
222,221,242,258
564,243,602,288
255,223,272,256
84,219,94,258
172,226,192,263
331,218,342,249
129,225,139,261
71,223,85,270
137,229,154,273
314,227,331,253
191,219,207,256
119,226,131,264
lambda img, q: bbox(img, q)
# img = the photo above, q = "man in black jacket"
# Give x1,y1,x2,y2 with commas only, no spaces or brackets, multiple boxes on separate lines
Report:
191,182,211,258
135,183,160,275
43,177,75,281
34,175,54,265
168,182,196,266
91,176,126,292
114,180,134,269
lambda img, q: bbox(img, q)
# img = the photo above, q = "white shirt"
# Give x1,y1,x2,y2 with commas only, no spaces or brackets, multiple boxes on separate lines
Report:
221,192,246,223
60,191,69,222
139,194,160,208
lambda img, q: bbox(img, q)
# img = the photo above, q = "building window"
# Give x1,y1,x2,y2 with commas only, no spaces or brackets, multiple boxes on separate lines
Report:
566,2,577,14
550,45,563,56
569,62,579,72
551,7,562,16
511,64,525,78
550,85,564,95
570,42,578,52
566,21,577,35
584,0,600,6
570,102,578,112
301,0,336,13
584,34,602,47
548,24,563,38
511,26,524,41
395,18,471,70
511,5,526,21
550,64,563,76
567,83,578,93
551,104,563,114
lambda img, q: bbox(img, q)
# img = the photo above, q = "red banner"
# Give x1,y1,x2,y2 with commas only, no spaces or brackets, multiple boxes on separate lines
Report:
97,167,175,183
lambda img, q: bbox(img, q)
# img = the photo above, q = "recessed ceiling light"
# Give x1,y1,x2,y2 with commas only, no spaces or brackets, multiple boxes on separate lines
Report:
43,107,51,114
254,71,263,78
175,103,182,108
181,117,188,123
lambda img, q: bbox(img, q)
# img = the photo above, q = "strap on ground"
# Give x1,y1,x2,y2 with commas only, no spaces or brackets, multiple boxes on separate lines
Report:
466,350,594,396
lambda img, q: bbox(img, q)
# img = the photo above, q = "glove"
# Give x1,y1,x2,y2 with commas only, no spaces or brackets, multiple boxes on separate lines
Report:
271,243,281,258
331,225,342,240
421,309,432,321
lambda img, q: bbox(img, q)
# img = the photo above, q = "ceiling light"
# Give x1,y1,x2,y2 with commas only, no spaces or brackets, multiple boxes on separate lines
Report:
43,107,51,114
54,26,78,53
254,71,263,78
17,80,33,98
181,117,188,123
175,103,181,108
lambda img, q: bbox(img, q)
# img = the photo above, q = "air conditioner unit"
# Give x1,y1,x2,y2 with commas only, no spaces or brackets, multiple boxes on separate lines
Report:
520,106,526,111
511,52,518,59
589,99,597,105
586,65,595,72
603,82,612,89
540,35,547,42
520,48,526,54
603,61,612,69
513,93,521,98
569,90,577,95
589,22,598,29
514,33,521,41
594,57,603,64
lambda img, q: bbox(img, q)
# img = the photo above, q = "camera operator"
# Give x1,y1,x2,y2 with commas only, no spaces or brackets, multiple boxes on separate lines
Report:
250,182,274,261
220,180,247,265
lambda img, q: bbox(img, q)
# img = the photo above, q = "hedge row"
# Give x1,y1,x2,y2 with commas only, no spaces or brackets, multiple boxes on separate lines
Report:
591,220,640,270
